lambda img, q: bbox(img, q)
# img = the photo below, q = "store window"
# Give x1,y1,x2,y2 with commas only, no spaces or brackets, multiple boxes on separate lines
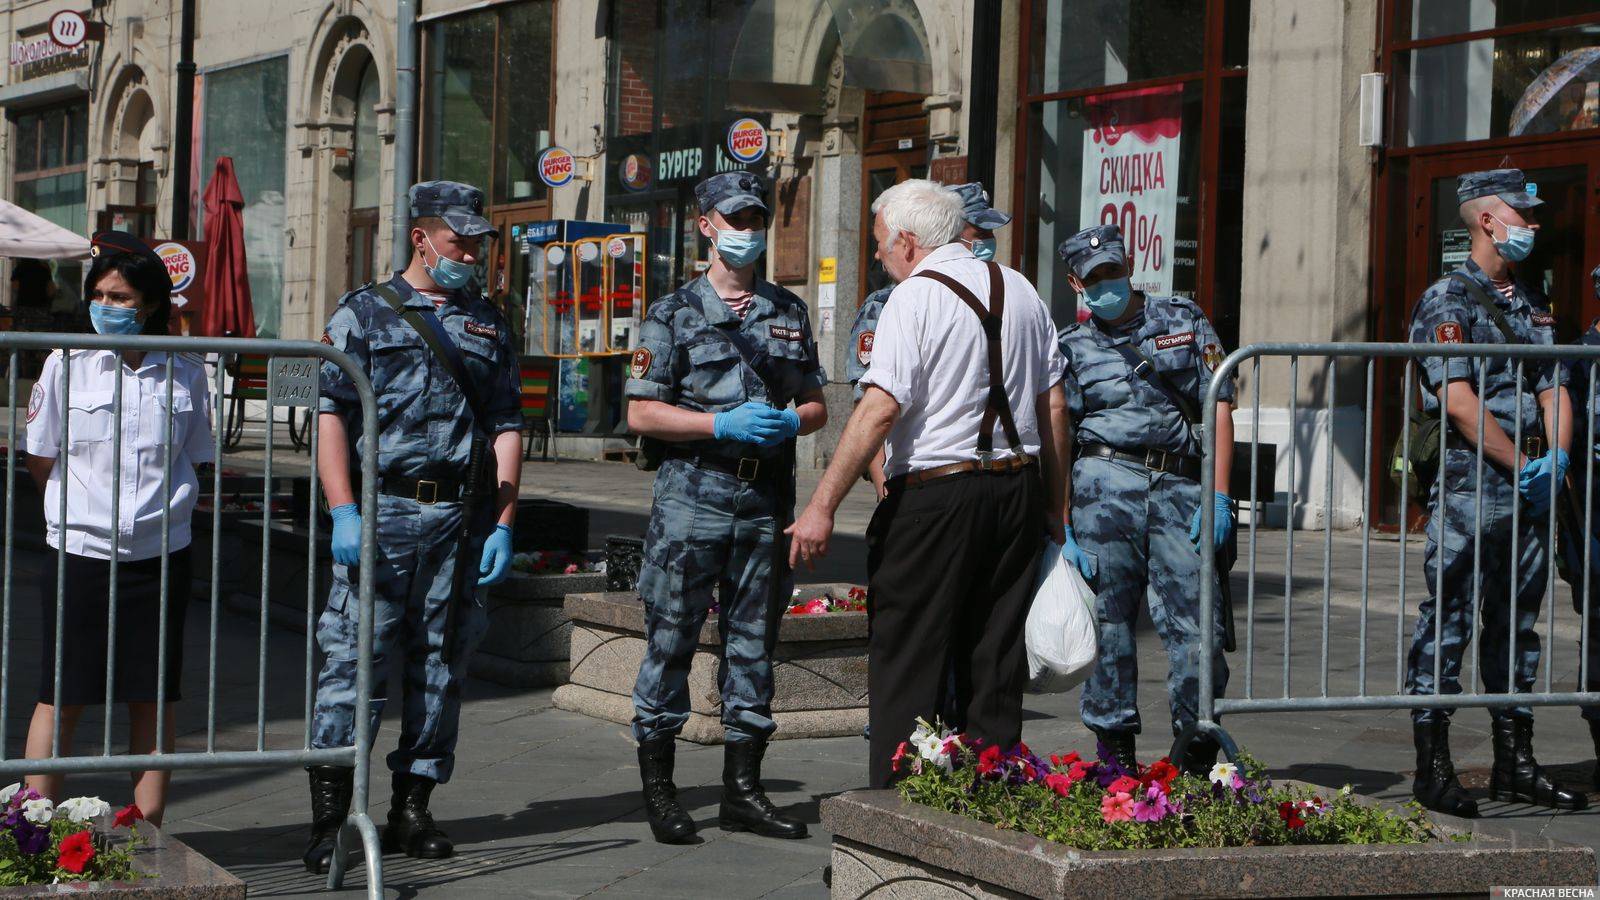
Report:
423,1,555,206
349,60,382,291
1016,0,1248,345
202,57,288,337
10,101,89,320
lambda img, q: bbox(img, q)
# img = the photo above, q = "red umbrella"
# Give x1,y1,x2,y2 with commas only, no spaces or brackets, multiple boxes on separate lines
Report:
199,156,255,337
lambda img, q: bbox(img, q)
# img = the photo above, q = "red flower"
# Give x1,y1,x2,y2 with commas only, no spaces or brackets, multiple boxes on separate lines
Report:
1066,760,1095,784
1107,775,1140,796
1278,801,1306,830
1139,758,1179,792
57,831,94,874
113,804,144,828
891,742,909,773
1050,752,1082,769
1044,773,1074,797
976,745,1003,776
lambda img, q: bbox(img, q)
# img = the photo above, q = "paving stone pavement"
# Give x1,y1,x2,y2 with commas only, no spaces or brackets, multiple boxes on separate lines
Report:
10,437,1600,896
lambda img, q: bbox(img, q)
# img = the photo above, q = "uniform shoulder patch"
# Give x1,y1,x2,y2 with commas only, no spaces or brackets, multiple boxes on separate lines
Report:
464,321,498,339
630,347,653,379
1434,321,1464,343
1155,331,1195,351
857,330,875,367
26,382,43,424
1531,312,1555,327
1202,343,1225,372
770,325,803,342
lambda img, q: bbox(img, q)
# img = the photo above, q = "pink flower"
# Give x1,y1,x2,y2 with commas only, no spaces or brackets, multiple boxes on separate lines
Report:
1100,791,1135,823
1132,784,1173,822
564,563,579,574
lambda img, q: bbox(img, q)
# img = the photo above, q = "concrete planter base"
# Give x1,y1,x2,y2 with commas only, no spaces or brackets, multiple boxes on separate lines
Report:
821,788,1598,899
0,824,245,898
551,588,868,744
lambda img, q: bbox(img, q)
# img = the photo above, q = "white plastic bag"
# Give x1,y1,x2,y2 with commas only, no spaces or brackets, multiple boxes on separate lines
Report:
1024,541,1099,693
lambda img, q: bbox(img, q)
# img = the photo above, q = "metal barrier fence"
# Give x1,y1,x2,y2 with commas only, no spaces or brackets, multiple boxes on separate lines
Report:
0,333,381,897
1190,341,1600,763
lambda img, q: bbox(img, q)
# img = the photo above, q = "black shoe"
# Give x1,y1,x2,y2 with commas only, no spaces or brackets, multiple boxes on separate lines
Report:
1095,730,1137,772
381,772,454,859
719,740,808,839
1489,718,1587,811
1412,720,1478,818
1179,734,1220,779
638,736,697,844
303,765,354,874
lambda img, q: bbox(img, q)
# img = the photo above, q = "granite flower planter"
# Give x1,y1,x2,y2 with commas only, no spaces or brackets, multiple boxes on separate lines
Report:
821,787,1598,899
551,588,868,743
0,824,244,898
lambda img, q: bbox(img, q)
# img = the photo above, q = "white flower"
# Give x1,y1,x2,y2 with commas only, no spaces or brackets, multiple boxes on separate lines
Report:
56,796,110,824
21,798,53,824
1208,762,1239,786
0,783,21,807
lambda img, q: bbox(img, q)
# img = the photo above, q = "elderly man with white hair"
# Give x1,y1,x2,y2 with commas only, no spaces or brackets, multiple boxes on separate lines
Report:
787,179,1069,788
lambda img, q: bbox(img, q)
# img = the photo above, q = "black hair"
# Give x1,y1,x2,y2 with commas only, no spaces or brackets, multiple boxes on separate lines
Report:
83,250,172,336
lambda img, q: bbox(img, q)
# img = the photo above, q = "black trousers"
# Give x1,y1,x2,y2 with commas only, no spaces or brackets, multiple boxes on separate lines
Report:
866,467,1045,788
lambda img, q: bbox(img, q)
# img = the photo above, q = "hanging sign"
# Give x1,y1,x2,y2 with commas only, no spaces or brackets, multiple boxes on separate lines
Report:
726,118,768,164
48,12,88,49
538,146,576,188
1079,84,1182,296
620,153,653,192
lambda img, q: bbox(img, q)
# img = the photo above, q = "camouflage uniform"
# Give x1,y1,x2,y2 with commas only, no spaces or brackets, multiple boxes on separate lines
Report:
846,286,894,400
312,196,522,783
627,276,826,743
1058,260,1234,737
1406,257,1560,725
1564,319,1600,721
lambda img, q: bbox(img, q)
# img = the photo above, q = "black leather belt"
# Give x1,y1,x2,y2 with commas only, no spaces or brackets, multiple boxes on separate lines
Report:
668,450,784,483
1079,444,1203,481
378,474,474,504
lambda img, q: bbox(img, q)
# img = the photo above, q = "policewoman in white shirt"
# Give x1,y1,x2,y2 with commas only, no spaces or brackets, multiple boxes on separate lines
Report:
21,231,214,825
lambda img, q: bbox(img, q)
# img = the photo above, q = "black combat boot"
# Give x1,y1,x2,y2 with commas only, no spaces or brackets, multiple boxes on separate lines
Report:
1589,718,1600,791
303,765,354,874
382,772,454,858
719,740,808,839
1180,734,1221,779
637,736,696,844
1412,721,1478,818
1095,730,1137,772
1489,718,1587,810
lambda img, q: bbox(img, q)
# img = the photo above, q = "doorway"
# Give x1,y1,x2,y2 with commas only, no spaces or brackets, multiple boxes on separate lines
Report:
859,91,930,301
1408,146,1600,339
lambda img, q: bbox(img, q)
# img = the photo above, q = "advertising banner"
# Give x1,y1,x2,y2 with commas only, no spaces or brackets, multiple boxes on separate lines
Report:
1079,84,1182,296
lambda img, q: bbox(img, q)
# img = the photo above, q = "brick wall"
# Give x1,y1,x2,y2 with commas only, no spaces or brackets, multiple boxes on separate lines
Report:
614,1,655,135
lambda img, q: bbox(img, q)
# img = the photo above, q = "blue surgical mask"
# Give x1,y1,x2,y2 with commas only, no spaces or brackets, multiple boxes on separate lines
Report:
711,225,766,269
1082,278,1132,319
1492,216,1536,263
89,303,143,335
966,238,997,261
424,234,476,290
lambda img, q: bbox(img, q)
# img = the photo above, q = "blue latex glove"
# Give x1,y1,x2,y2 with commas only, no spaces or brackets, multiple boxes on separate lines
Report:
713,401,786,444
478,524,515,586
1518,449,1570,514
769,409,802,444
1059,524,1096,580
329,503,361,567
1189,492,1235,554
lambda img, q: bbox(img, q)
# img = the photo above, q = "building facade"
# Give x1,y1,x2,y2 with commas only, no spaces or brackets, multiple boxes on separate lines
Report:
4,1,1599,506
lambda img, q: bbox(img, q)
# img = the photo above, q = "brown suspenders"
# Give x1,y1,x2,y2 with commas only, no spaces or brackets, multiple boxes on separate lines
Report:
910,261,1024,457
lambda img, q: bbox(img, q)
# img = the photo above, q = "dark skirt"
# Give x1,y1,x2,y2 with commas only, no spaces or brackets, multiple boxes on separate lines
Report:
37,547,190,705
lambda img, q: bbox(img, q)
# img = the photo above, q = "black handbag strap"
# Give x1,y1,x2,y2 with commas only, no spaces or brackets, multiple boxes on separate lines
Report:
681,287,787,403
911,261,1023,454
372,280,488,431
1111,339,1203,427
1448,272,1523,344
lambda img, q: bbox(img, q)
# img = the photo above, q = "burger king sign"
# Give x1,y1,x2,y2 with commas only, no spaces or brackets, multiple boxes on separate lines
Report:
725,118,767,165
537,146,576,188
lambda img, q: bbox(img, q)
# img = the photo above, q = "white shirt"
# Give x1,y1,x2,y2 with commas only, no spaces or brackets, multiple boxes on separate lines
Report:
860,243,1068,478
25,350,215,560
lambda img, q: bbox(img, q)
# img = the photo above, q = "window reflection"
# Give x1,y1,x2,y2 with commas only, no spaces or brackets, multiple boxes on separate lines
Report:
1411,1,1600,41
1028,0,1205,95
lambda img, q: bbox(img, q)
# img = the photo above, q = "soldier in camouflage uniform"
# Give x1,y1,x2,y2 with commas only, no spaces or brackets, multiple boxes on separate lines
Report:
304,181,525,871
626,172,828,844
1055,223,1235,776
1405,168,1583,816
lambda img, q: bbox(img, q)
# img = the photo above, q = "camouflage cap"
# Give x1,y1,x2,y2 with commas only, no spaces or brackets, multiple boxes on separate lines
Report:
409,180,498,237
1056,224,1127,280
694,171,767,217
950,182,1011,230
1456,168,1542,210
